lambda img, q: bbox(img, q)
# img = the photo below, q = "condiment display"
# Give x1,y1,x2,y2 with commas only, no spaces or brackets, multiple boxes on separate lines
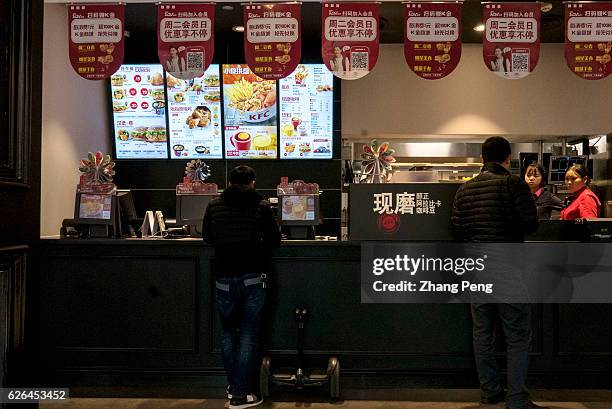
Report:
279,64,333,159
110,64,169,159
166,64,223,159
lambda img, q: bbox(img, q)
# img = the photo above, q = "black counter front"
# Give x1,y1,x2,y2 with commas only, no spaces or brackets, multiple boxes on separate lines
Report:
33,239,612,397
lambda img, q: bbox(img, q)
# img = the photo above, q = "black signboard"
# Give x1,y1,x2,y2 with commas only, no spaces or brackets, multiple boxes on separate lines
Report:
349,183,461,241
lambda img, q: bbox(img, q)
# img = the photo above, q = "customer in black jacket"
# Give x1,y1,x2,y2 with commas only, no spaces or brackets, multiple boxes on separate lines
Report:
203,165,280,409
451,137,546,409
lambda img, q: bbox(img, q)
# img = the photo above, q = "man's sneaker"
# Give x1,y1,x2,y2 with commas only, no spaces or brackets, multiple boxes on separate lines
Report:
226,385,233,400
481,390,506,404
229,394,263,409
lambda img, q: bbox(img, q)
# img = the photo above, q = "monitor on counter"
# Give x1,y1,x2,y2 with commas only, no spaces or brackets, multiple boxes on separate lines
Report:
74,192,117,225
176,194,217,226
548,155,588,185
117,189,138,221
277,195,320,226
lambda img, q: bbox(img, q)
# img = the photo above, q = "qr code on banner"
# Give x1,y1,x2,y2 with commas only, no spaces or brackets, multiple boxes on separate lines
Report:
511,52,529,72
351,52,369,71
186,51,204,71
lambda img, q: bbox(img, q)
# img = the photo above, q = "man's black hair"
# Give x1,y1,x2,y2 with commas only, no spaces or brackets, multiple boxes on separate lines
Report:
482,136,511,163
229,165,256,185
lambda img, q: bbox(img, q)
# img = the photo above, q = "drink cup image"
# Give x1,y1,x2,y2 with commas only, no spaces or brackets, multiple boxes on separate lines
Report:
291,117,301,130
231,132,252,150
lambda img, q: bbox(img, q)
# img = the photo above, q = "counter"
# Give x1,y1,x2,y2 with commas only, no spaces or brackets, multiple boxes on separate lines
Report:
33,238,612,397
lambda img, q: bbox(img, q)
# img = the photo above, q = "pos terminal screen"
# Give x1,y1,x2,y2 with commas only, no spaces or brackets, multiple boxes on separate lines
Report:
280,195,316,221
78,194,113,220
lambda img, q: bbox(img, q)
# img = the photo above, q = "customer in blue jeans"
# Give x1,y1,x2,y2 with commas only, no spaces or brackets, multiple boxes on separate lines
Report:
451,137,547,409
203,165,281,409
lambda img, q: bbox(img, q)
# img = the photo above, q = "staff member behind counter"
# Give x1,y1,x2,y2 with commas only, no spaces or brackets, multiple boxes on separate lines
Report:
560,164,601,220
523,163,563,220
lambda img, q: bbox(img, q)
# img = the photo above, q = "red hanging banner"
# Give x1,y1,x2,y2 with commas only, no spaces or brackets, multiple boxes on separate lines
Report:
321,2,380,80
482,2,540,79
564,2,612,80
68,4,125,80
404,2,462,80
157,3,215,80
243,3,302,80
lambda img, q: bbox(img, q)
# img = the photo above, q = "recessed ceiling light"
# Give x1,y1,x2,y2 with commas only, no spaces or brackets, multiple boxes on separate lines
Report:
221,5,234,11
540,2,552,13
232,25,245,33
473,24,485,32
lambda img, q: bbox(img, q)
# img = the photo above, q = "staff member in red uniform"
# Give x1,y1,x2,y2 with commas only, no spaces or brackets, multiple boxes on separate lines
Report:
560,164,601,220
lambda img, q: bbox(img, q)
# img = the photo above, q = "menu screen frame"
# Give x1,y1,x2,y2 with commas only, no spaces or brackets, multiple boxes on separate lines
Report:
110,62,341,161
279,64,336,160
109,63,170,160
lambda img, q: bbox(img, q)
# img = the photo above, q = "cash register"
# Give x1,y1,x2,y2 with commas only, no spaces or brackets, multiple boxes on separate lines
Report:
277,180,321,240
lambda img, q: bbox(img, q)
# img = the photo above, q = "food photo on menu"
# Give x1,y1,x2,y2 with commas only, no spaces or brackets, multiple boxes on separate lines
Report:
166,64,223,159
279,64,334,159
110,64,169,159
222,64,277,159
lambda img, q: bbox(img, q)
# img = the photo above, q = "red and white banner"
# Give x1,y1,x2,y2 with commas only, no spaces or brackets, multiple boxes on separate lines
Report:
404,2,462,80
565,2,612,80
68,4,125,80
243,3,302,80
321,2,380,80
482,2,540,79
157,3,215,80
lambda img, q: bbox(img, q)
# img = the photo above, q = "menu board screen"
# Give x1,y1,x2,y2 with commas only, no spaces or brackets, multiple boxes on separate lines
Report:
279,64,334,159
222,64,277,159
110,64,169,159
166,65,223,159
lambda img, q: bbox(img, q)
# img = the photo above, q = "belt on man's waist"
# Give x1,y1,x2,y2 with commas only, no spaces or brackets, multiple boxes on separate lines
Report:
215,276,264,292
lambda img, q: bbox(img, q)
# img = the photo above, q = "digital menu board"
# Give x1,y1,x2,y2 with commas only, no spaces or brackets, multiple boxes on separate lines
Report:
279,64,334,159
166,65,223,159
222,64,277,159
110,64,169,159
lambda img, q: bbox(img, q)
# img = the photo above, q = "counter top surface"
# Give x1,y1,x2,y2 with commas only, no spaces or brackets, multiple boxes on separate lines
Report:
39,237,359,246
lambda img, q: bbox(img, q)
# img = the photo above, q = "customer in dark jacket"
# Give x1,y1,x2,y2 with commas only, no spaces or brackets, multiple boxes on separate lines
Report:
451,137,545,409
524,163,563,220
203,165,280,409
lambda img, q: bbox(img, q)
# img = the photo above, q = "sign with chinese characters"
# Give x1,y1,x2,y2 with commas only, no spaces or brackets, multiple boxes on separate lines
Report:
68,4,125,80
564,2,612,80
349,183,460,241
279,64,334,159
166,65,223,159
482,2,540,79
404,2,462,80
244,3,302,80
157,3,215,80
321,2,380,80
110,64,169,159
222,64,277,159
